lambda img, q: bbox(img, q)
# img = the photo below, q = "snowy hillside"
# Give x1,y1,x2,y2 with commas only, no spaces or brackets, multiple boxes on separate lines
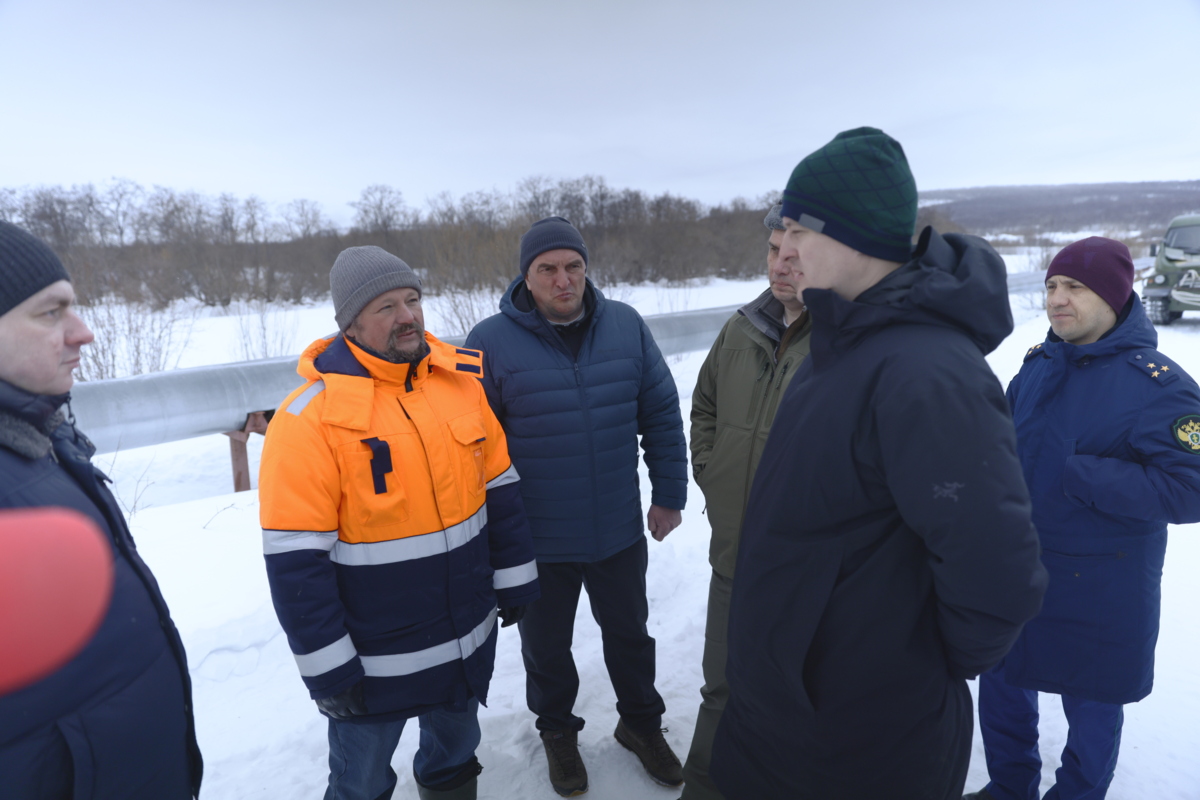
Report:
100,275,1200,799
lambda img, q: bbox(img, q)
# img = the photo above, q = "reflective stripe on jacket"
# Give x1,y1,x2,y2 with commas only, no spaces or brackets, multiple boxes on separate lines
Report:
259,333,539,720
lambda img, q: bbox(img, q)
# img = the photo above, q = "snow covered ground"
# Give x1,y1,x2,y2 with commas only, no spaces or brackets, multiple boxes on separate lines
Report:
99,272,1200,799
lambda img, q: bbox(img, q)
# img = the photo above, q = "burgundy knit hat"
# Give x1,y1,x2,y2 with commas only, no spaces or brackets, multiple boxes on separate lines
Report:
1046,236,1134,314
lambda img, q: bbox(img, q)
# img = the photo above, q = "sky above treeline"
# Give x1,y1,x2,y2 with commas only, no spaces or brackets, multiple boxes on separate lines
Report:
2,0,1198,226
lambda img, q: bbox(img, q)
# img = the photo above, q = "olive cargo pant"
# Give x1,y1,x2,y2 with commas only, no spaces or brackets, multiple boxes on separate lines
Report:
681,570,732,800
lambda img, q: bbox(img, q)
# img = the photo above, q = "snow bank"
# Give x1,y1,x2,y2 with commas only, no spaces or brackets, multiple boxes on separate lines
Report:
111,282,1200,799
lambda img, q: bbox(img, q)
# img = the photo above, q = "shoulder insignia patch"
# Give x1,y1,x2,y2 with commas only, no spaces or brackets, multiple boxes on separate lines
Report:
1131,352,1180,385
1023,343,1045,361
1173,415,1200,455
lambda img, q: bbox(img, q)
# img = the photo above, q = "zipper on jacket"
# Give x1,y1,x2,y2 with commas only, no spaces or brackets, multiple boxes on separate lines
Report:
755,363,768,382
405,362,417,392
774,361,791,388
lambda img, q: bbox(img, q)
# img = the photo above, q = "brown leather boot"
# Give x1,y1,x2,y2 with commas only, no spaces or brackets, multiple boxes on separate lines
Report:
614,719,683,787
541,729,588,797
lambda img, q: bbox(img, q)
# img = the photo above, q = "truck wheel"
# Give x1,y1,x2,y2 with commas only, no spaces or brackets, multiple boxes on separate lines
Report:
1146,297,1173,325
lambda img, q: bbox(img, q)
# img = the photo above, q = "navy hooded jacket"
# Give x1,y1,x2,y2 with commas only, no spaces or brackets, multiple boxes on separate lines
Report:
1002,294,1200,704
0,381,202,799
711,229,1048,800
465,276,686,563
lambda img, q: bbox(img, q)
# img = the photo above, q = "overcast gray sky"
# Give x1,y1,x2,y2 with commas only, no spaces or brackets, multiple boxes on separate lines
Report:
2,0,1198,225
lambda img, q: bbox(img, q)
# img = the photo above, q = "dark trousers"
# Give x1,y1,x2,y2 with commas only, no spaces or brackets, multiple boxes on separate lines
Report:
518,536,666,734
979,661,1123,800
680,570,732,800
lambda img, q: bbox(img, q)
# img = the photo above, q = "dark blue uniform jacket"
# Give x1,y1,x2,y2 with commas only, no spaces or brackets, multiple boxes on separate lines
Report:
465,277,687,563
711,229,1048,800
1002,294,1200,704
0,381,202,799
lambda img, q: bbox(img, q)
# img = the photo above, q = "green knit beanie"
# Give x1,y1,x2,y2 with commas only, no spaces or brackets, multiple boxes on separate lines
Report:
780,127,917,263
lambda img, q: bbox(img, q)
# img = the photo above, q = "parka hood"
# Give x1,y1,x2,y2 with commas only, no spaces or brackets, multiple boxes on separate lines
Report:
803,227,1014,368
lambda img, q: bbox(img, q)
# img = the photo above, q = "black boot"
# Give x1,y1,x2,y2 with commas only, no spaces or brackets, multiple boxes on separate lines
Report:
416,757,482,800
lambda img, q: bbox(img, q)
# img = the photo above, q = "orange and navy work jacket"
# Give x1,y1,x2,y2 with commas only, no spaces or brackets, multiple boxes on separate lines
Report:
259,332,539,718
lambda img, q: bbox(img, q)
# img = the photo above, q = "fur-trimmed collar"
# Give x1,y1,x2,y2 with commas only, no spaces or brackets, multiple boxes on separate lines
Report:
0,379,68,460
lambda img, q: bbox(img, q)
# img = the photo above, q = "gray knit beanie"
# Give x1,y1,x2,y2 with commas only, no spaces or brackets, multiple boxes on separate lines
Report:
331,246,422,332
763,203,785,231
0,222,71,317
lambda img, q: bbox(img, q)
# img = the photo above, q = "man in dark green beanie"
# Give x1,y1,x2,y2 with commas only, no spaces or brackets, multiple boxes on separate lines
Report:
709,128,1048,800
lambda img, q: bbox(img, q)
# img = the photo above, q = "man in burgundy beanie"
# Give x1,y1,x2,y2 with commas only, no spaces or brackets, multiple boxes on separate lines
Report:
1047,236,1135,316
966,236,1200,800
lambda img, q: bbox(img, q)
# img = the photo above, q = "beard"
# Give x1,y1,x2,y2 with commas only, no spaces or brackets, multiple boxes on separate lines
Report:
382,323,429,364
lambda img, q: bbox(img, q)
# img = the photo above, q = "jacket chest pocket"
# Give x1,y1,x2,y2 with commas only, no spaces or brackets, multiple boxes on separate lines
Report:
339,435,413,529
448,414,487,496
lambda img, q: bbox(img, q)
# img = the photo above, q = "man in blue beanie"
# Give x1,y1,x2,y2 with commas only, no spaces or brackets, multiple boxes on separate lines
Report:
467,216,687,797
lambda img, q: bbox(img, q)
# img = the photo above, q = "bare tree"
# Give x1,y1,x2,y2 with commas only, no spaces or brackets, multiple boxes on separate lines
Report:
350,185,409,238
101,178,144,246
281,199,326,240
515,176,557,221
0,187,18,223
215,193,242,246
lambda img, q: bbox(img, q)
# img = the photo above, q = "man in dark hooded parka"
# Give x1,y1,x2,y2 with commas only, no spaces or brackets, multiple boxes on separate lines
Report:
0,222,202,799
709,128,1048,800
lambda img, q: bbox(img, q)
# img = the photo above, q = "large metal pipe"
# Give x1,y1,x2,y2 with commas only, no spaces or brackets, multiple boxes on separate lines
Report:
71,305,742,454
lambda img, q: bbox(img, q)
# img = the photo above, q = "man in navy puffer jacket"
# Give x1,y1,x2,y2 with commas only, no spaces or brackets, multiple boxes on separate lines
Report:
0,222,202,799
466,217,687,796
968,238,1200,800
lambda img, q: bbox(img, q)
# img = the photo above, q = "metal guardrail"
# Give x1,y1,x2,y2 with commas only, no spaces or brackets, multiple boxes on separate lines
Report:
77,255,1152,457
71,305,742,454
1007,272,1048,294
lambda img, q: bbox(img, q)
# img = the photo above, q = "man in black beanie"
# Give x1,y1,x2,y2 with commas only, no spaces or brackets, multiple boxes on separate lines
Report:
708,128,1048,800
0,221,203,798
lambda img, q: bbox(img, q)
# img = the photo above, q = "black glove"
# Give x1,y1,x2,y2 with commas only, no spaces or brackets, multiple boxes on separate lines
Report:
315,681,367,720
498,605,527,628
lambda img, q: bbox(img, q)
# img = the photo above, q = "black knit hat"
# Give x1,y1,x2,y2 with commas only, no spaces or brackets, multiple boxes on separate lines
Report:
781,127,917,263
0,222,71,317
519,216,588,276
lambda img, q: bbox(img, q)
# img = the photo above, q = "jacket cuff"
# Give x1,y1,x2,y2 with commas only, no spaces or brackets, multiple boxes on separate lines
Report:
497,583,540,609
650,490,686,511
305,659,365,700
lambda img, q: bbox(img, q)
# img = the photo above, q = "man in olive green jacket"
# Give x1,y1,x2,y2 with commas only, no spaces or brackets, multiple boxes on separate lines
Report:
681,205,812,800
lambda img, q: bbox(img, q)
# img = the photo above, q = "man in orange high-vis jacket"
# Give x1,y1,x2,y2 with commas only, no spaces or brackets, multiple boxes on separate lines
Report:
259,246,539,800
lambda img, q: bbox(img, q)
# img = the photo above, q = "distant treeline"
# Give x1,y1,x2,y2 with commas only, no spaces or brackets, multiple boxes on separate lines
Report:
919,181,1200,240
4,177,1198,308
0,178,776,307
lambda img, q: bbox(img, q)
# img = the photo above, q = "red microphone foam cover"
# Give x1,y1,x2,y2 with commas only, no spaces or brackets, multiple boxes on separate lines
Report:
0,508,114,694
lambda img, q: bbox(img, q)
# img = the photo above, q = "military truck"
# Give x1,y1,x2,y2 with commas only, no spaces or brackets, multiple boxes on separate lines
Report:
1144,213,1200,325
